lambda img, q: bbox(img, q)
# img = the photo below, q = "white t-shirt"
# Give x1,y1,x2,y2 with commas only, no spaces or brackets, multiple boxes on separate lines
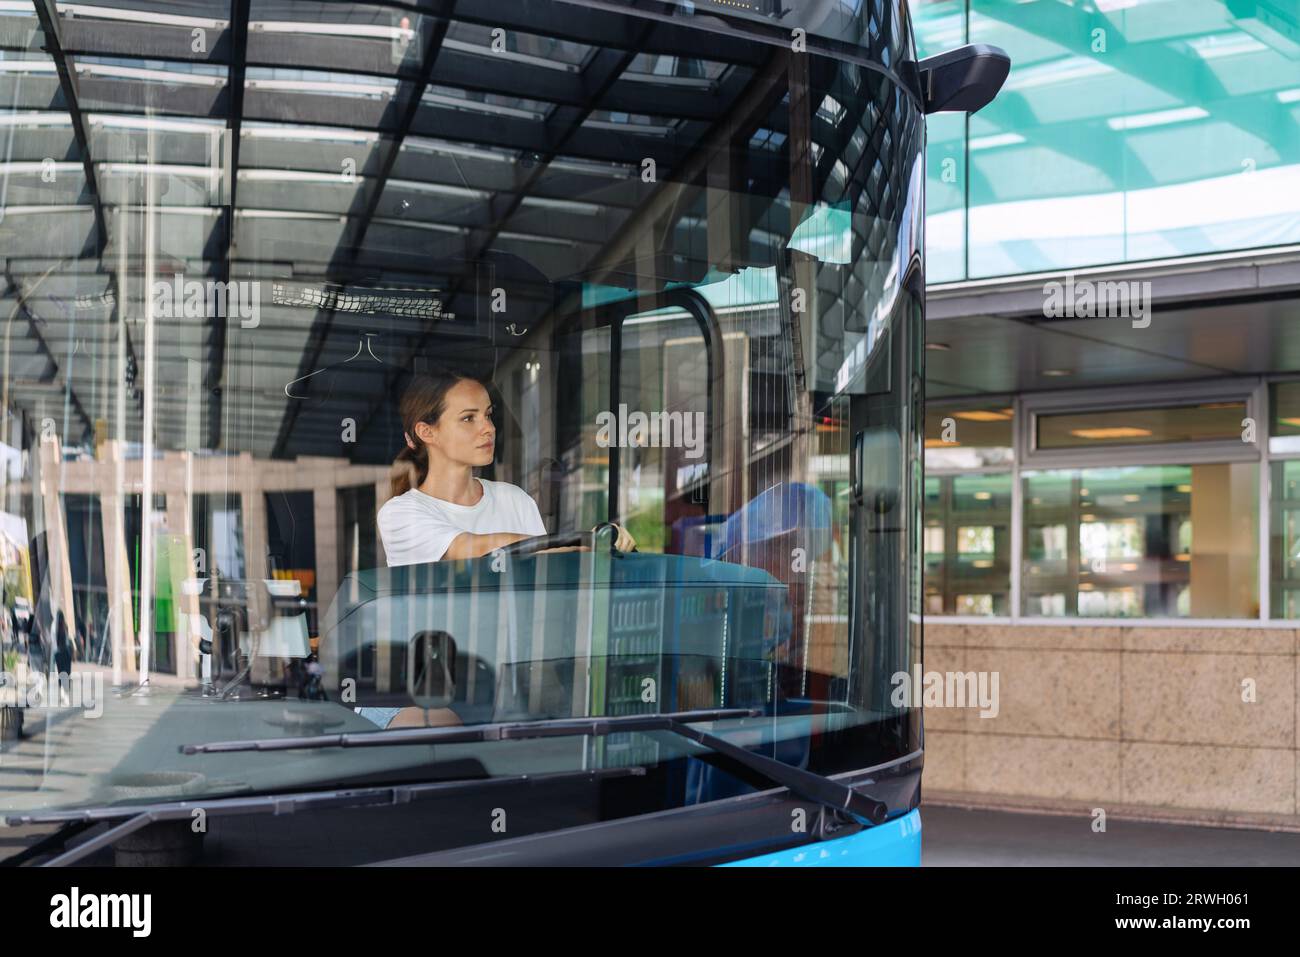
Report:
378,479,547,566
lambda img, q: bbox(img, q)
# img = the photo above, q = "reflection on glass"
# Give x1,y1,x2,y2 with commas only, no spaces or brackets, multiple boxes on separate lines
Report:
0,0,924,843
1269,460,1300,617
954,593,993,615
910,0,1300,278
911,0,966,281
924,404,1013,468
1268,382,1300,455
924,472,1011,615
1023,465,1258,618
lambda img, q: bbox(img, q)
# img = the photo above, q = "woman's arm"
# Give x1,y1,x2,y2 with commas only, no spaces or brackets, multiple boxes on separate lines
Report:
441,530,532,561
441,524,636,561
386,706,463,729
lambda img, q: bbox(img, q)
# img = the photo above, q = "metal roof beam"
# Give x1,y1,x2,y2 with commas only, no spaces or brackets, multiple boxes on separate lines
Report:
31,0,108,256
205,0,249,450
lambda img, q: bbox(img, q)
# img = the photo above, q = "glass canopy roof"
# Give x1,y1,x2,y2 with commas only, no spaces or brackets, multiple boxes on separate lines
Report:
913,0,1300,280
1,0,923,462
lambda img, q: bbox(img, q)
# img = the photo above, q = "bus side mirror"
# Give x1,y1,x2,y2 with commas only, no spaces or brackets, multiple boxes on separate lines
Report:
918,44,1010,115
852,427,902,515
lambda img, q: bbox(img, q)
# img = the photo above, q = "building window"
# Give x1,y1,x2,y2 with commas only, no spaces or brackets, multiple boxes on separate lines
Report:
925,404,1013,469
1022,464,1258,618
266,491,318,632
1269,459,1300,617
1268,381,1300,456
193,493,245,580
338,485,378,580
1035,401,1247,451
924,472,1012,616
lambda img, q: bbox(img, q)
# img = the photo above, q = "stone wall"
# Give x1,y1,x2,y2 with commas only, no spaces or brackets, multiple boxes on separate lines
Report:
924,622,1299,828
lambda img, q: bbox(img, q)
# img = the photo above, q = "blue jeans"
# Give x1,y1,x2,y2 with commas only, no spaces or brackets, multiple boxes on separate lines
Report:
354,707,404,729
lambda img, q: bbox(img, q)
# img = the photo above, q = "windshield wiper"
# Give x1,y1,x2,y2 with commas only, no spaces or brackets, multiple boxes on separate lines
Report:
180,707,889,827
3,766,646,867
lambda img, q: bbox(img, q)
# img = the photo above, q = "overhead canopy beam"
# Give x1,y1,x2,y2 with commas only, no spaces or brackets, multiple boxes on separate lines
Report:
53,10,762,118
206,0,250,450
3,276,95,443
31,0,108,257
359,0,771,68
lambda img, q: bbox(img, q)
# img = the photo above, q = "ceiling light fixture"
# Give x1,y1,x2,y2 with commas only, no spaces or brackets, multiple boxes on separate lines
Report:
952,410,1011,422
1069,427,1153,440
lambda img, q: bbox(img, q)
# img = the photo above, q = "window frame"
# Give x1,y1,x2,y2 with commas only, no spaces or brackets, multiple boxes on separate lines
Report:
923,377,1287,626
924,393,1016,474
1017,378,1263,470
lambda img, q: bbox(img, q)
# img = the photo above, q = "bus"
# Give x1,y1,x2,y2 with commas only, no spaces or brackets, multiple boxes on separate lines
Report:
0,0,1005,867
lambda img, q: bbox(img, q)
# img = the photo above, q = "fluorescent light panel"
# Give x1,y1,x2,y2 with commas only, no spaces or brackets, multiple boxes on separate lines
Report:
242,124,378,144
1068,427,1153,439
246,78,394,97
58,2,226,29
89,114,222,134
250,20,415,41
0,112,71,126
76,63,224,86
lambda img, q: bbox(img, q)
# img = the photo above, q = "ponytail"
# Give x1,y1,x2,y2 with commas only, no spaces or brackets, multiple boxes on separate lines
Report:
390,443,426,498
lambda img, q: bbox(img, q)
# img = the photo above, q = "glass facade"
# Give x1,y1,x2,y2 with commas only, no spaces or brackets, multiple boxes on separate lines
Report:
1270,382,1300,617
924,402,1014,467
1270,458,1300,617
911,0,1300,280
914,1,1300,622
924,471,1012,615
1023,463,1258,619
923,391,1285,620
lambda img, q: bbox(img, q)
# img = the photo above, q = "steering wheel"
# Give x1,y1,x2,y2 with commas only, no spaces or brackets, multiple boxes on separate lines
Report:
495,522,629,557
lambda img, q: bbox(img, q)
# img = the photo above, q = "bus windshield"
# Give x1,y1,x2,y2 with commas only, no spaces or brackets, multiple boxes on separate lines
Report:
0,0,925,863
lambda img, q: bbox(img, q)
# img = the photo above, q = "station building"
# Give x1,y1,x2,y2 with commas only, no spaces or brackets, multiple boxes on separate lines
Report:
912,0,1300,827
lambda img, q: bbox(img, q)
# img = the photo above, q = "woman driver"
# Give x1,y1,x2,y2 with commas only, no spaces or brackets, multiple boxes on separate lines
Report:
378,369,635,564
358,369,634,731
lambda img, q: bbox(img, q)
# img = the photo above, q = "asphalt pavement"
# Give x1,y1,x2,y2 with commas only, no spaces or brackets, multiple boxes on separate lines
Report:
921,803,1300,866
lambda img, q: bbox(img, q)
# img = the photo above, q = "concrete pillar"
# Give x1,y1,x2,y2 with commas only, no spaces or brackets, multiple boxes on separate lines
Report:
312,471,339,633
37,433,76,642
241,453,269,585
1190,462,1259,618
238,454,270,683
98,440,136,680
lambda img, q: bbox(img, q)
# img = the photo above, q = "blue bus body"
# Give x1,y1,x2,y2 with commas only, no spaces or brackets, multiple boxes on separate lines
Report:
723,809,922,867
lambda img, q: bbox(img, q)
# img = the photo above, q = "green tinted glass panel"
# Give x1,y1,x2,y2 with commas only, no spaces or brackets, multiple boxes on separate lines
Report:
913,0,968,281
910,0,1300,279
1271,382,1300,435
1023,464,1258,618
923,471,1012,615
1269,460,1300,618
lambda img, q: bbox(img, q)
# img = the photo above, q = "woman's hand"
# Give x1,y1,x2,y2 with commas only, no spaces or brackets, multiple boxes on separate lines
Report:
534,524,637,555
597,522,637,552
